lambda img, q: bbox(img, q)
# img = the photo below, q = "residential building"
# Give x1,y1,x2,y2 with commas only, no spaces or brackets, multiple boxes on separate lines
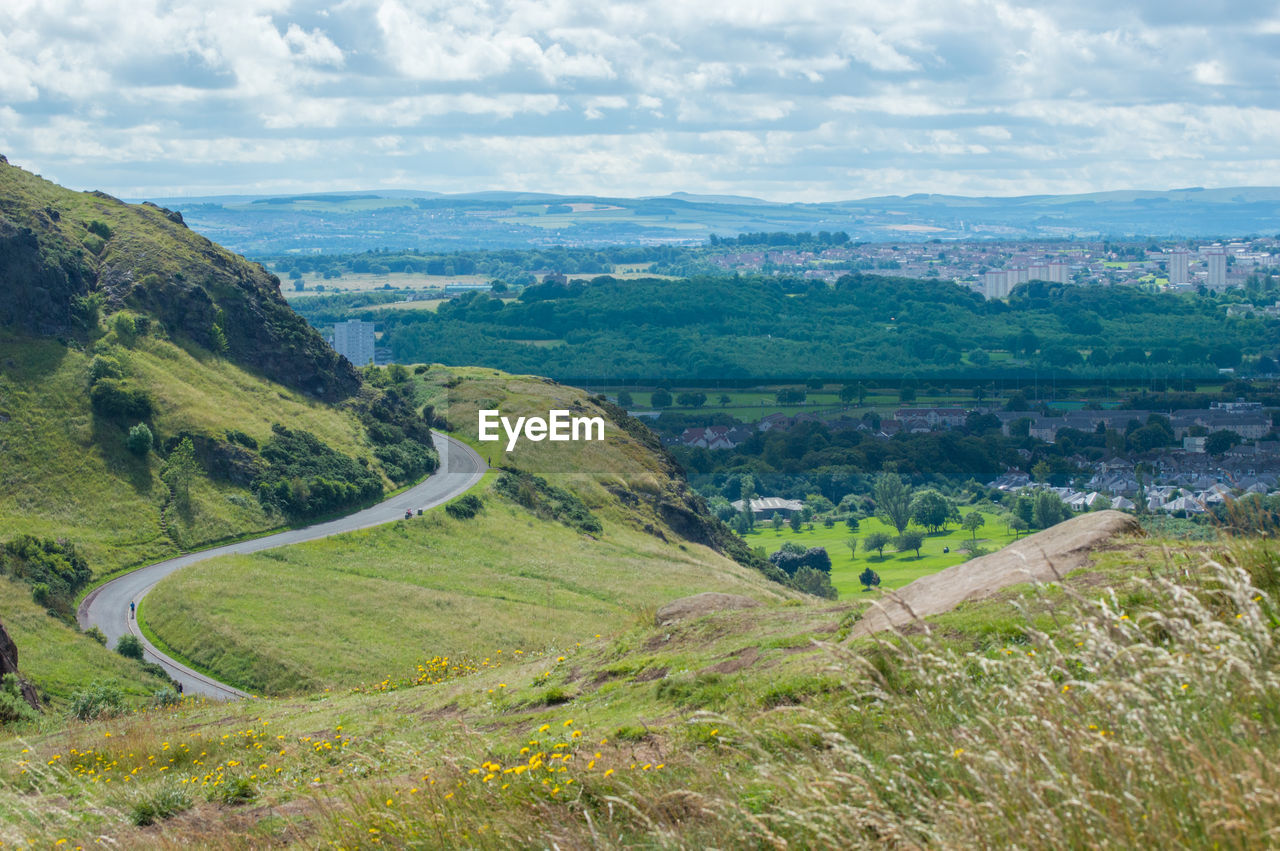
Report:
333,319,375,366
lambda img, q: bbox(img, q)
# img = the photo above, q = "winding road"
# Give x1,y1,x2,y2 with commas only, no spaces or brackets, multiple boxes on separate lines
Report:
76,431,486,701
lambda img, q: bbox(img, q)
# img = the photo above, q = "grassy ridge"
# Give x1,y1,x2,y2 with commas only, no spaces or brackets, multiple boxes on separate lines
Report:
0,332,374,576
3,535,1277,847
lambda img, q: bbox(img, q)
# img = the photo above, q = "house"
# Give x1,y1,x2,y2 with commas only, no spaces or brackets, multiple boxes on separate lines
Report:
729,497,805,519
893,407,967,429
758,413,794,432
680,426,740,450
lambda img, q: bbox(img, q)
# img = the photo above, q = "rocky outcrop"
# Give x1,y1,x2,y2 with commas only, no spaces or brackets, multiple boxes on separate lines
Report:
848,510,1141,639
656,592,761,626
0,160,361,402
0,620,41,713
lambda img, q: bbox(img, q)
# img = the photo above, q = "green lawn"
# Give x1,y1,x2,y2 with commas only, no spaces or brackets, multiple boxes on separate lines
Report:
743,510,1018,597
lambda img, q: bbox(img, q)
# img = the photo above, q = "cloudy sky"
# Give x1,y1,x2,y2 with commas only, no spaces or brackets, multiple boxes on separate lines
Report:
2,0,1279,200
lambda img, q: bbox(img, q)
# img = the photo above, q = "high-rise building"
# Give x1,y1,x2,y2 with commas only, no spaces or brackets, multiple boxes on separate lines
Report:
333,319,375,366
1206,249,1227,288
1168,249,1190,285
982,271,1010,299
1048,262,1069,283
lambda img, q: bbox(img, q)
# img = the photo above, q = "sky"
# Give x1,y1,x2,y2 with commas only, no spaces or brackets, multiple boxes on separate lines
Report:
2,0,1279,201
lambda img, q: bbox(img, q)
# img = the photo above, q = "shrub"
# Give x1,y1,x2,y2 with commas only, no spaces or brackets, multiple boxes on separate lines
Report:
84,625,107,645
859,567,882,591
116,634,144,660
126,422,153,456
445,494,484,520
90,379,153,420
494,471,601,534
149,689,181,709
254,424,383,519
69,681,125,720
0,535,92,618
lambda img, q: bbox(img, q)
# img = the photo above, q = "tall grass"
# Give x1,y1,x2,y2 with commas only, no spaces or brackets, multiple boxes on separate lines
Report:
320,543,1280,848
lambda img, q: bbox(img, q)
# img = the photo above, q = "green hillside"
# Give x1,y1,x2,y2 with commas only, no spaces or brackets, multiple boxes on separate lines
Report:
0,576,170,709
0,162,437,710
143,367,792,696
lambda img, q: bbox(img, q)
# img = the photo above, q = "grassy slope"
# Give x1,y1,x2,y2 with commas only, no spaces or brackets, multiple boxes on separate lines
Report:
0,331,373,576
144,366,787,696
4,534,1277,848
0,578,169,707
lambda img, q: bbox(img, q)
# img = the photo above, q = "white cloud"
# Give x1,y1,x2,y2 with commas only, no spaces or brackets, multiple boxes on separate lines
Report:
0,0,1278,199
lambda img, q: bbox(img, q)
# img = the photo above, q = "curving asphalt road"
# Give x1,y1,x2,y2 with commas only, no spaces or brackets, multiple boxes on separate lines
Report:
77,431,486,701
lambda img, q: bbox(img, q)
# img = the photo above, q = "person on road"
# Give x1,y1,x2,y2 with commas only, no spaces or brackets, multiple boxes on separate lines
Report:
130,601,135,619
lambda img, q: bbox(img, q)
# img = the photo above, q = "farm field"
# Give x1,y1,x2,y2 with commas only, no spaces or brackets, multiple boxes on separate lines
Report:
743,510,1019,597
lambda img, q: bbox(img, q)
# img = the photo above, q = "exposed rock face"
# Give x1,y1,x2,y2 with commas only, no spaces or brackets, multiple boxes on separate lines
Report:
0,620,41,713
656,592,761,626
848,509,1141,639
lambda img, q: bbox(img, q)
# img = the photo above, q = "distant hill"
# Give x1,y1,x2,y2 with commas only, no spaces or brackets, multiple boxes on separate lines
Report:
132,182,1280,254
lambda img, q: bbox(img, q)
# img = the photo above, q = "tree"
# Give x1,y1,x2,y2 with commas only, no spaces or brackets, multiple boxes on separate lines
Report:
651,389,672,407
961,511,985,541
844,515,860,531
864,531,892,558
616,390,633,407
161,437,199,506
126,423,153,456
1031,460,1052,483
718,394,731,406
845,536,858,558
793,565,838,599
895,530,925,558
910,489,957,533
1205,430,1242,456
874,472,912,533
788,511,803,532
676,391,707,408
1090,494,1113,512
858,567,881,592
1009,515,1029,537
1032,490,1068,529
771,512,784,533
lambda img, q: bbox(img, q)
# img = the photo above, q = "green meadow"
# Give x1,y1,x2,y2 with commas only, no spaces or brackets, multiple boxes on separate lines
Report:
743,510,1018,596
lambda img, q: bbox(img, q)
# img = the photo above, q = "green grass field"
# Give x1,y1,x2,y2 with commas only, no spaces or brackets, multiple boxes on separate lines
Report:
743,510,1017,596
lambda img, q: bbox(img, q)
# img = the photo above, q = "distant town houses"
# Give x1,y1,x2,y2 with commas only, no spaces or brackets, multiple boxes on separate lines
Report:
996,407,1272,442
679,425,754,450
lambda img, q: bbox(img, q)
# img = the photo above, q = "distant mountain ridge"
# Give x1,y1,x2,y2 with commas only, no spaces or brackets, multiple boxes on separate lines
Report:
132,183,1280,255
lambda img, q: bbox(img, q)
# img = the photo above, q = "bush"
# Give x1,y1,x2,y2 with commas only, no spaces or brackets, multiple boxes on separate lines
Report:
149,689,181,709
116,634,144,660
769,546,832,576
859,567,882,591
126,422,153,456
494,471,602,534
84,625,107,645
69,681,125,720
254,424,383,519
445,494,484,520
0,535,92,618
90,378,153,420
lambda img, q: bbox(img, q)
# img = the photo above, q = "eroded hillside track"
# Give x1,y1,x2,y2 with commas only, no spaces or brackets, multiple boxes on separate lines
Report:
77,432,485,700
